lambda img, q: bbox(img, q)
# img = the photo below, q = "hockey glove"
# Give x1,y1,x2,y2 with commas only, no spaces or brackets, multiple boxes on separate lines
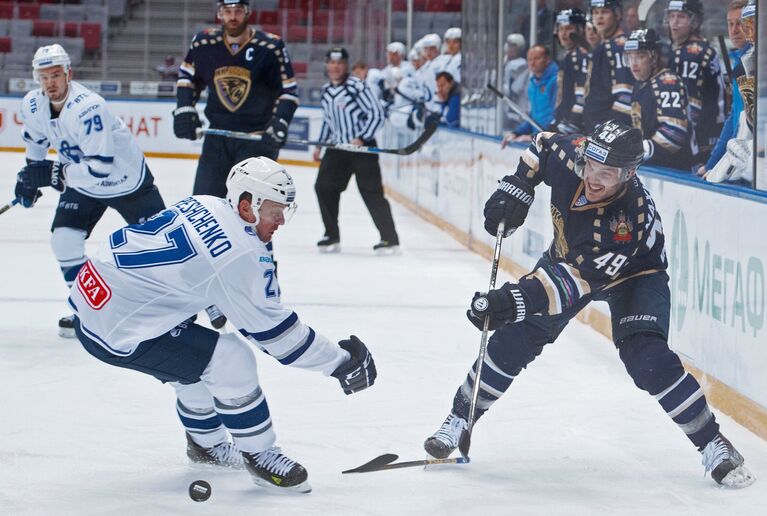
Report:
264,117,289,147
331,335,377,395
20,160,66,192
467,282,529,331
483,174,535,237
14,180,42,208
173,106,202,140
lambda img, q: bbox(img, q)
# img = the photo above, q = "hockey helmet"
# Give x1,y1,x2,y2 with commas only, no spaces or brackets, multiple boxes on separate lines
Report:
444,27,461,40
624,28,662,52
217,0,250,6
422,33,442,49
226,157,297,225
326,47,349,62
576,121,643,183
387,42,407,56
665,0,703,17
556,8,587,26
32,44,71,83
590,0,622,12
741,0,755,20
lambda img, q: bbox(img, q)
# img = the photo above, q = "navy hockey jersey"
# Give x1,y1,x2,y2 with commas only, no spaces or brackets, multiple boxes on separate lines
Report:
554,46,590,133
583,33,635,130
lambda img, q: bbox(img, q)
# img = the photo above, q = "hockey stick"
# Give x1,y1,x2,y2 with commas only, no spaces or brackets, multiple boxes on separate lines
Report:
199,118,439,156
458,220,509,459
0,198,19,216
341,453,469,474
637,0,658,26
717,35,734,85
486,84,545,133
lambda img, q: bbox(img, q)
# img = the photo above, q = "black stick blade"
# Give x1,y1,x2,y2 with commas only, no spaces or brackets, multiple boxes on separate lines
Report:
398,117,439,155
342,453,399,474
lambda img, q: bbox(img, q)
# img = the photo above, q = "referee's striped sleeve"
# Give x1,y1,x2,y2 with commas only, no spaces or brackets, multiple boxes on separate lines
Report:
357,85,385,141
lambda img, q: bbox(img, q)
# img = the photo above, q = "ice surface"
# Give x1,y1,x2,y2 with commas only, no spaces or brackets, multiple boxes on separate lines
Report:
1,153,765,515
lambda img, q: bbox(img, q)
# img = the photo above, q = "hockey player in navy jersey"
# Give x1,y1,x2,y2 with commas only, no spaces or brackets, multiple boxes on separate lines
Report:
583,0,635,130
625,28,692,170
423,121,755,488
173,0,299,328
15,44,165,339
551,7,590,135
665,0,725,168
69,157,377,493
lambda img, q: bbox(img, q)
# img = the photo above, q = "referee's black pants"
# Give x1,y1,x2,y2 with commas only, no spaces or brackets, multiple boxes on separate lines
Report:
315,147,399,244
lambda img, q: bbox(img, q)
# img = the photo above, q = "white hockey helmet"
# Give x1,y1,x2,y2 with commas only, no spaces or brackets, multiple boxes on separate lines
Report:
225,156,297,224
444,27,461,40
387,41,407,56
32,44,71,83
422,33,442,48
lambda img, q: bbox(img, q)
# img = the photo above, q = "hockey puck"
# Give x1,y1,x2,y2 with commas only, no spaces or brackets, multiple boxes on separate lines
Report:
188,480,211,502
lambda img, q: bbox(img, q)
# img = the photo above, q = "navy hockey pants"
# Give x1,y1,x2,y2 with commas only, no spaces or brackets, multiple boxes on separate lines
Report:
193,134,278,197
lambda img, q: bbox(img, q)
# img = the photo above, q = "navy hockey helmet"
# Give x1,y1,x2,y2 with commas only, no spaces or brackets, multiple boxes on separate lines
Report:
624,28,662,52
326,47,349,62
556,8,587,26
590,0,622,12
579,120,643,174
665,0,703,17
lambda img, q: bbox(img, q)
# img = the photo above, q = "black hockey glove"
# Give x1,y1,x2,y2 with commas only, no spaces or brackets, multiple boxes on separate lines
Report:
20,160,66,192
331,335,377,395
483,174,535,237
264,117,289,147
466,282,529,331
172,106,201,140
14,180,42,208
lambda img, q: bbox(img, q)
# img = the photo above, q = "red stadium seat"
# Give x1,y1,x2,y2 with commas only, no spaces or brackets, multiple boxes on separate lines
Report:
80,22,101,51
312,10,328,26
330,26,346,43
259,10,278,25
285,8,306,26
311,26,327,43
18,3,41,19
292,61,307,75
0,36,11,53
288,25,307,41
247,11,257,23
392,0,406,10
0,3,13,19
32,20,57,37
63,21,79,37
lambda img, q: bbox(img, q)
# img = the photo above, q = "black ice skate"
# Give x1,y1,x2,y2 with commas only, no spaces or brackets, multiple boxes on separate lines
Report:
424,413,467,459
317,236,340,253
243,446,311,493
186,432,244,469
205,305,227,329
701,433,756,488
58,314,76,339
373,240,400,256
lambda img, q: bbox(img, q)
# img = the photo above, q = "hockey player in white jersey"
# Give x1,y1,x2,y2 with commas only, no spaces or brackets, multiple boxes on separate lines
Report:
68,157,377,493
432,27,461,83
14,44,165,338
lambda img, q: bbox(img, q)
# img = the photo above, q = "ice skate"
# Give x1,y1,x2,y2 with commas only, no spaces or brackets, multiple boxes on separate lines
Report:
205,305,227,329
701,433,756,488
185,432,244,469
243,446,311,493
373,240,400,256
424,413,467,459
58,314,76,339
317,236,340,253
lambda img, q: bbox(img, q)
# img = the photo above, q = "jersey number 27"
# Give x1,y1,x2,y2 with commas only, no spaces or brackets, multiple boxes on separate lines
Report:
110,210,198,269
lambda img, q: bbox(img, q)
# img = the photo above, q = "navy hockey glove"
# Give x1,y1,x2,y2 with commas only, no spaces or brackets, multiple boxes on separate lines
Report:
172,106,201,140
467,282,529,331
483,174,535,237
332,335,377,395
264,117,289,147
14,180,42,208
20,160,66,192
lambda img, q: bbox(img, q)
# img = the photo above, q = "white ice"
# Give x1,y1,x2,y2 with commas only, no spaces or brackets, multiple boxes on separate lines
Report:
1,153,765,516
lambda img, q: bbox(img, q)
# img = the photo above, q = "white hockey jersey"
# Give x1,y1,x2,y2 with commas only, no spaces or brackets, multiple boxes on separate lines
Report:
69,196,341,372
432,52,461,83
20,81,146,199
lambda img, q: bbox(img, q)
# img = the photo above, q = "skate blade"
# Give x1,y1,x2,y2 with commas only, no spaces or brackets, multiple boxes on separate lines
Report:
720,465,756,488
374,246,401,256
318,244,341,254
58,327,76,339
251,476,312,494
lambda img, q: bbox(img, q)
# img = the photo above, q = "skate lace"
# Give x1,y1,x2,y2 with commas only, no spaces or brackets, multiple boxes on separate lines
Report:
211,442,243,467
435,415,467,447
701,436,730,474
255,447,296,477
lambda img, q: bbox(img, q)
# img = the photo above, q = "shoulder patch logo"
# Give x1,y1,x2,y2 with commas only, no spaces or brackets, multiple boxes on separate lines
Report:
575,194,588,207
687,43,702,55
76,260,112,310
214,66,252,112
660,73,677,85
610,211,633,243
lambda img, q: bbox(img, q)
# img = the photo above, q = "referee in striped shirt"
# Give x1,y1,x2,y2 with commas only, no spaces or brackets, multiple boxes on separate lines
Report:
313,47,400,254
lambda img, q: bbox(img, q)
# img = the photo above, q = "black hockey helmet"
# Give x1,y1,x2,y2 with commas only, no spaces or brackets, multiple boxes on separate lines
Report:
665,0,703,17
326,47,349,62
218,0,250,6
624,28,662,52
556,8,587,26
583,120,643,170
590,0,622,12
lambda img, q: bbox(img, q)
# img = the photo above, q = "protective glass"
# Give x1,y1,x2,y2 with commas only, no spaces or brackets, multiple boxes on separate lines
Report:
258,201,297,224
583,159,624,188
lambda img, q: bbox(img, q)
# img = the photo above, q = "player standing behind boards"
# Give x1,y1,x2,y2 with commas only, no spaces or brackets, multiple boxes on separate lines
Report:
313,47,400,255
583,0,635,130
423,121,755,489
173,0,298,329
625,28,692,170
15,44,165,339
665,0,725,169
68,157,377,493
551,8,591,135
